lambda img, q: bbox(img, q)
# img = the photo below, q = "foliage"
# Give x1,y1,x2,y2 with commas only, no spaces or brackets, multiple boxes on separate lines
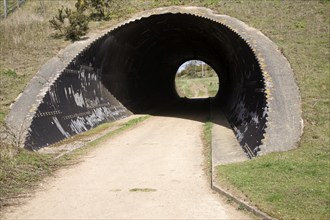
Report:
49,6,89,41
75,0,112,21
177,61,216,78
87,0,111,21
49,0,113,41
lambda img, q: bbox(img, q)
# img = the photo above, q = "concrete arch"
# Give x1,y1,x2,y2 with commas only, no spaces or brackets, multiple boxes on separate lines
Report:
7,7,302,156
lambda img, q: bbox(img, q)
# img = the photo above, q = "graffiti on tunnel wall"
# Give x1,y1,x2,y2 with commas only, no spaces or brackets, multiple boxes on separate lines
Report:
25,58,131,150
10,7,301,156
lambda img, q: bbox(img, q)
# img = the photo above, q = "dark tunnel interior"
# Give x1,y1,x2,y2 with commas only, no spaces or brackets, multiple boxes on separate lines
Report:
100,14,238,112
26,13,268,157
98,14,267,154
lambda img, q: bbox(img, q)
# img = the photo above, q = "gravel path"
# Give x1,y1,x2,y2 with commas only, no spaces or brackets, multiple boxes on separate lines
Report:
4,115,250,219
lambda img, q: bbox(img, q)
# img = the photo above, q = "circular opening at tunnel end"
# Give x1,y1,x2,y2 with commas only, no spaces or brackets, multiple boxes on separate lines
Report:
175,60,219,99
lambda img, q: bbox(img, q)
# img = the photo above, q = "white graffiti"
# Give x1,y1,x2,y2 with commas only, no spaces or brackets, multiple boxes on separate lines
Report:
52,116,70,138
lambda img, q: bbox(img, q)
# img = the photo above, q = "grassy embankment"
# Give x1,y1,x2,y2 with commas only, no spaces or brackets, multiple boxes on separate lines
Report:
206,1,329,219
0,1,329,219
0,1,72,123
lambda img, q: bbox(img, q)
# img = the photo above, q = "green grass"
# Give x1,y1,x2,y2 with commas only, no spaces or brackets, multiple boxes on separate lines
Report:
0,116,149,208
0,0,74,124
202,121,212,180
208,1,330,219
216,150,329,219
175,77,219,98
0,150,61,206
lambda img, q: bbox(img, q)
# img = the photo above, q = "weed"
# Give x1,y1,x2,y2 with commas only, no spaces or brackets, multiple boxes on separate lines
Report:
0,69,16,77
237,204,246,211
129,188,157,192
294,21,305,29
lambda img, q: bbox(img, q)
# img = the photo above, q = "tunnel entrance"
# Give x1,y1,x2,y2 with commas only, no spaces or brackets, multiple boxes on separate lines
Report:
175,60,219,99
26,12,268,156
98,12,268,156
8,7,302,157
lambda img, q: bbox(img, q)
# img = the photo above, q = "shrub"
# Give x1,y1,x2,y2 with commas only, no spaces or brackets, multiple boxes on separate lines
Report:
49,0,114,41
75,0,111,21
49,7,89,41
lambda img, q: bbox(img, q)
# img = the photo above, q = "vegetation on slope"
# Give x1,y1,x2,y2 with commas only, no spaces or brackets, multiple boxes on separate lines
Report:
208,1,329,219
0,1,329,219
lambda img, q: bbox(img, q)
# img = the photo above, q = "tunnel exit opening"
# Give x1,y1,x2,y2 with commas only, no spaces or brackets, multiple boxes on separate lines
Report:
175,60,220,99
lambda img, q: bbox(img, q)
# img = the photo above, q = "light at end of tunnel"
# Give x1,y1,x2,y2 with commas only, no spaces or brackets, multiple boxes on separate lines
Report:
175,60,220,99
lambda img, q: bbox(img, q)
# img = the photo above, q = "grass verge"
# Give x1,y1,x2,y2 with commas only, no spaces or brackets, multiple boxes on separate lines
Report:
0,116,149,210
216,150,329,220
209,1,330,219
202,121,212,181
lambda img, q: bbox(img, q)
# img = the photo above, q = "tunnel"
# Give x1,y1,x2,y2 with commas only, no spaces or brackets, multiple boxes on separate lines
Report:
7,7,302,157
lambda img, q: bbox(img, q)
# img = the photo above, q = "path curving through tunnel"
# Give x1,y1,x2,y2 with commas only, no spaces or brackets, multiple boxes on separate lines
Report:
7,7,302,157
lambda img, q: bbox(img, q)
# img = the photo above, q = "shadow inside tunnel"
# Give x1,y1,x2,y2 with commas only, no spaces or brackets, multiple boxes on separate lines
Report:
145,98,233,131
146,97,250,161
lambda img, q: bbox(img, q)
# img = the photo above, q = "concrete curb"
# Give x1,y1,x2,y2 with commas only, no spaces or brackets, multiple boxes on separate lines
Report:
209,108,275,219
211,183,274,220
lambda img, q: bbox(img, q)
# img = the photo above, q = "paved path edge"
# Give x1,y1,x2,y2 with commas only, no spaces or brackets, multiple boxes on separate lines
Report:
211,183,274,220
210,117,276,220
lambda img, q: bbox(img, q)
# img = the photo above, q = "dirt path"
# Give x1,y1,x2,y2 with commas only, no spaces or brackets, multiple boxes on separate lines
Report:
191,80,208,98
4,116,250,219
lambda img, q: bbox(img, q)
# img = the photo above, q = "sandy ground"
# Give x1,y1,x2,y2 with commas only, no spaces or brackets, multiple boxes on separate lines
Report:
4,115,250,219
